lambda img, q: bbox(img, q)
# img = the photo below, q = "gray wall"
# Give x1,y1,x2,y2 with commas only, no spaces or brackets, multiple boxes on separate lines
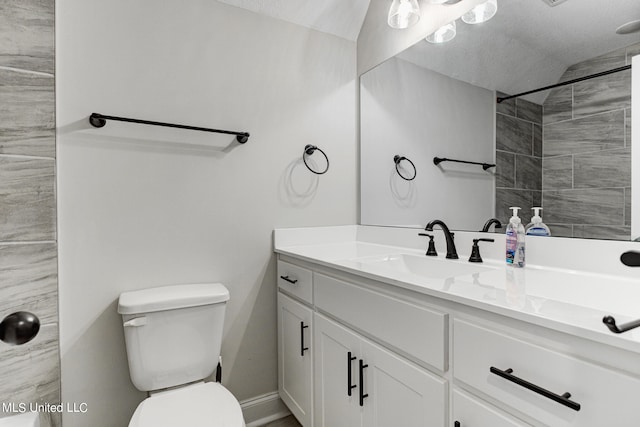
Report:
494,94,543,226
541,42,638,239
0,0,59,425
56,1,357,426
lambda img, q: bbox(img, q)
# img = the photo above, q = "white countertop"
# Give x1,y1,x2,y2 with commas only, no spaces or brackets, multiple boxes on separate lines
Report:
274,226,640,355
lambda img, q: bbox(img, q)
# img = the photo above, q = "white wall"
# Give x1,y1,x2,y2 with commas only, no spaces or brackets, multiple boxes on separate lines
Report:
357,0,488,75
632,54,639,240
361,57,495,229
56,1,357,426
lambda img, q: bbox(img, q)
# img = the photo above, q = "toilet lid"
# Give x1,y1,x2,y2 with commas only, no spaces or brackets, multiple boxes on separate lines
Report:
129,382,245,427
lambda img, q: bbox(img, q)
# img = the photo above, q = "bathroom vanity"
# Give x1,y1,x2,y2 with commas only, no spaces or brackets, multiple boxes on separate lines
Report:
274,226,640,427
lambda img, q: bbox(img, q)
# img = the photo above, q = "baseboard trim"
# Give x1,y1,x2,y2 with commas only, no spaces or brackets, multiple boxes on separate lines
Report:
241,391,291,427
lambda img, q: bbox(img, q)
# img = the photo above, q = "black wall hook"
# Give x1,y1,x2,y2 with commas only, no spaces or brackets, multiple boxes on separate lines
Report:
0,311,40,345
303,145,329,175
394,155,416,181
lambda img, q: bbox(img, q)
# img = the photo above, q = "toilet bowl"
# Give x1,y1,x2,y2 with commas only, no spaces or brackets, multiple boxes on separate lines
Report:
129,382,245,427
118,283,245,427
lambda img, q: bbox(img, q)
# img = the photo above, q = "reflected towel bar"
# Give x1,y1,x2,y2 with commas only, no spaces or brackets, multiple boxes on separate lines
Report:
433,157,495,170
89,113,250,143
497,65,631,103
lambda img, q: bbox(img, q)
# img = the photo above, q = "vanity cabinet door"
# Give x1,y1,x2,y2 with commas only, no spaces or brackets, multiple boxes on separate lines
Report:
278,293,313,427
361,339,447,427
313,313,363,427
453,388,531,427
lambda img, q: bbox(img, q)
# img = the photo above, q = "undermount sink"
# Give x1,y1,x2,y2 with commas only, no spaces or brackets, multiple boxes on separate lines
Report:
349,253,495,280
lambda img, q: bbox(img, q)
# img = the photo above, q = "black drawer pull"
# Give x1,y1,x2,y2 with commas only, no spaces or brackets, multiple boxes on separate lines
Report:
280,275,298,284
490,367,581,411
603,315,640,334
454,422,460,427
359,359,369,406
347,352,357,396
300,322,309,356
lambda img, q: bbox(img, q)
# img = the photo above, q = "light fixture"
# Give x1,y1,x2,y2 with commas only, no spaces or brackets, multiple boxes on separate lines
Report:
426,21,457,43
461,0,498,25
388,0,420,29
425,0,449,4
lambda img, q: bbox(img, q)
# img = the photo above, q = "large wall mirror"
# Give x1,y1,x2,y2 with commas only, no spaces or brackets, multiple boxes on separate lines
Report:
360,0,640,240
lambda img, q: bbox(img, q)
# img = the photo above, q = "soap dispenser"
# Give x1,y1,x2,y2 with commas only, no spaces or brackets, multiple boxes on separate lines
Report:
506,207,525,267
525,207,551,236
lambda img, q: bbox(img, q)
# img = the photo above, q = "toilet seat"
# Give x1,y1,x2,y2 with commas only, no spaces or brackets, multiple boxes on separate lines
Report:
129,382,246,427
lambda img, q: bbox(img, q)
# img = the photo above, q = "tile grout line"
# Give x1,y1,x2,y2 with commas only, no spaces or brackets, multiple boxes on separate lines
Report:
0,153,55,161
0,241,57,245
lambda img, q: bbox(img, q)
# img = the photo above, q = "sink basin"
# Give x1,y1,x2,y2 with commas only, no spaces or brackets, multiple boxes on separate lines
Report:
350,253,495,280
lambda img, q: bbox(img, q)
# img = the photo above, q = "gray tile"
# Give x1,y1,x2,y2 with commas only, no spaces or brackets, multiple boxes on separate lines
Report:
573,148,630,188
495,150,515,188
542,155,572,190
533,125,542,157
532,190,542,207
0,244,57,324
543,110,625,156
561,46,626,82
573,71,631,119
0,324,59,410
516,98,542,124
0,156,56,241
497,114,533,155
543,85,572,124
573,225,631,241
495,188,536,226
626,42,640,65
0,0,55,74
626,108,631,147
543,188,624,225
496,92,516,117
625,187,631,227
0,70,55,157
545,223,573,238
515,155,541,190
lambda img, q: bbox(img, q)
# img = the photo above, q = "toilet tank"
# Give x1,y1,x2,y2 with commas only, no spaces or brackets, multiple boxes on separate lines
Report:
118,283,230,391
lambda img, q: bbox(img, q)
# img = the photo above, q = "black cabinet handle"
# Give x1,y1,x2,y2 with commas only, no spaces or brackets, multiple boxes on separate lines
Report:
603,315,640,334
490,367,581,411
359,359,369,406
300,322,309,356
347,352,357,396
280,275,298,284
454,422,460,427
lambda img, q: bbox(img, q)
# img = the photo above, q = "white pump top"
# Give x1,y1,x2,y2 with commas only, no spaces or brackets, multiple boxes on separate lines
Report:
531,207,543,223
509,207,522,224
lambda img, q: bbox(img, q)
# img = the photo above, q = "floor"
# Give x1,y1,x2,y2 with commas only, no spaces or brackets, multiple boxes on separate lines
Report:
264,415,302,427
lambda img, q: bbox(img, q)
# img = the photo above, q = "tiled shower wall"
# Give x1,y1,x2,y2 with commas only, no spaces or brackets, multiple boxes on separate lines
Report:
494,94,543,227
542,42,638,240
0,0,59,423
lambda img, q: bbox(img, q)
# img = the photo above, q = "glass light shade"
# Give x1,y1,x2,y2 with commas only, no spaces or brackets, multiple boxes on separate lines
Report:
425,0,448,4
461,0,498,24
388,0,420,29
426,21,457,43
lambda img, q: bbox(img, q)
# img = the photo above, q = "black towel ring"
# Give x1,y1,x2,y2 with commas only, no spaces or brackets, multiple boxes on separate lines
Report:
394,155,416,181
303,145,329,175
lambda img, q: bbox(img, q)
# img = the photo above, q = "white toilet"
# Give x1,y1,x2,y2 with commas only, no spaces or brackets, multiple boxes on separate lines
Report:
118,283,246,427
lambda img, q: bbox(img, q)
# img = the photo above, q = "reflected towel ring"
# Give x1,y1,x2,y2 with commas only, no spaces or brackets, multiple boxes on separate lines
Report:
394,155,416,181
303,145,329,175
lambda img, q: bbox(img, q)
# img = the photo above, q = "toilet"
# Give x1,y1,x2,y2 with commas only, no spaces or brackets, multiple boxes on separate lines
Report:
118,283,245,427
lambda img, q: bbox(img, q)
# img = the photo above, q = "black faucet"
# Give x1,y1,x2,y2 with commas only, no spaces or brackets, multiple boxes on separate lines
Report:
481,218,503,232
425,220,458,259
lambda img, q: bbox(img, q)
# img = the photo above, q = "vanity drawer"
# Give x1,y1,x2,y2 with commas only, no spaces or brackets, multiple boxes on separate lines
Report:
277,260,313,304
453,319,640,426
314,273,448,371
453,388,531,427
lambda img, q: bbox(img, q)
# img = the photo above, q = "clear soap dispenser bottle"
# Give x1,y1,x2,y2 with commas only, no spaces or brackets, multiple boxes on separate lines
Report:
506,207,525,267
525,207,551,236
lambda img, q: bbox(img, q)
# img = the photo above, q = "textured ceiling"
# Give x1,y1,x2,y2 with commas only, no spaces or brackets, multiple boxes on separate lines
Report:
396,0,640,103
216,0,371,41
